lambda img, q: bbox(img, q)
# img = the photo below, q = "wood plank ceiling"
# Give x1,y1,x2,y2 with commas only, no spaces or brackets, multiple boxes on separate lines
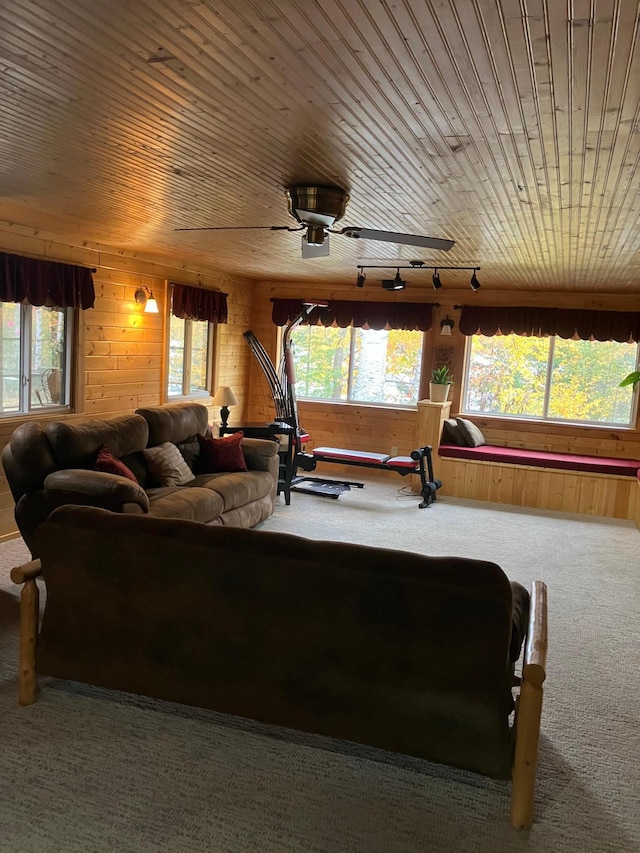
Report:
0,0,638,293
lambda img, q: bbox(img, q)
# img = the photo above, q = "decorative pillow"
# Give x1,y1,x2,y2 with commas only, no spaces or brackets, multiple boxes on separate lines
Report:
455,417,486,448
176,437,200,471
143,442,195,487
441,418,467,446
94,445,138,483
196,431,247,474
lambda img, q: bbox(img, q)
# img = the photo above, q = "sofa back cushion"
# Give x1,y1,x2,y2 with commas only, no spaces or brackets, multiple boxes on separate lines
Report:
36,505,522,780
45,415,149,469
2,421,57,499
136,404,209,447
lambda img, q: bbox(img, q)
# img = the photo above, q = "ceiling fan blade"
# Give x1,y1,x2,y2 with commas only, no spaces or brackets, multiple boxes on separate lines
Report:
340,227,455,251
175,225,301,232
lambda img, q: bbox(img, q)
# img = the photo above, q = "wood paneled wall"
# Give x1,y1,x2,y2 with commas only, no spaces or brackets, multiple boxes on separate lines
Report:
0,231,255,541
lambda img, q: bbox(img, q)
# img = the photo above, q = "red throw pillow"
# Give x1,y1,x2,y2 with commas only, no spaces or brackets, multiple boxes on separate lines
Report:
94,445,139,483
197,432,247,474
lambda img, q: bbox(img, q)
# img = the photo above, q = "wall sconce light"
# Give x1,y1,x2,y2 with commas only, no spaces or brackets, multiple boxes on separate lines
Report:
211,385,238,429
470,269,481,291
134,286,159,313
440,316,455,336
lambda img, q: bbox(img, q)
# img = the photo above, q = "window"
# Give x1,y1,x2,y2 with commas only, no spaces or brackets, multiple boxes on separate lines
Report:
167,310,214,399
292,325,424,405
463,334,639,426
0,302,72,415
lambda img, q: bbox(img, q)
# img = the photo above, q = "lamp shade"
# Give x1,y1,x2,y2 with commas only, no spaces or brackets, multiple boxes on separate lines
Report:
211,386,238,407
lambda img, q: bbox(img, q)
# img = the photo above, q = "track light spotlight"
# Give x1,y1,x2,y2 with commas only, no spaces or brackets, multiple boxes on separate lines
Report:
381,270,406,291
356,269,366,288
432,270,442,290
470,270,481,291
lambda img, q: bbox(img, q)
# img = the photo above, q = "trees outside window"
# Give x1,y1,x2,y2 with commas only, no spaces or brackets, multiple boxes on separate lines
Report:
0,302,71,415
292,325,423,405
167,311,214,399
463,334,639,426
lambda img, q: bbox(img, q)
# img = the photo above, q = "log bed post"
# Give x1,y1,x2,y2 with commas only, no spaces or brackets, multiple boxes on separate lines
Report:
10,559,42,706
511,580,548,829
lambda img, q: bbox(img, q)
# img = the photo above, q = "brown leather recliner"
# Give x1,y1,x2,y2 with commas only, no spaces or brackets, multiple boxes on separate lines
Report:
2,403,279,556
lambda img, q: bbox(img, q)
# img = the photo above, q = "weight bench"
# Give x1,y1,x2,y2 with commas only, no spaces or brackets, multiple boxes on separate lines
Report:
295,445,442,508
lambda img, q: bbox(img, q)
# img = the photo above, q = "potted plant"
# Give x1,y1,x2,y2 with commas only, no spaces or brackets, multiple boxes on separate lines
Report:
430,365,453,403
619,371,640,391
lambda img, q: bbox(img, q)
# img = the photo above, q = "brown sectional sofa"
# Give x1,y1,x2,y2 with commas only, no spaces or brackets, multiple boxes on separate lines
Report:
11,505,547,828
2,403,279,556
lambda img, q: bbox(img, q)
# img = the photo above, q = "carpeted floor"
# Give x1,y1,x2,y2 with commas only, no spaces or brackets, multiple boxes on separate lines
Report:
1,478,638,852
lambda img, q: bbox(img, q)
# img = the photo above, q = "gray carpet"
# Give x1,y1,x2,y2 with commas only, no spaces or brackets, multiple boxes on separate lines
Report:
1,478,639,852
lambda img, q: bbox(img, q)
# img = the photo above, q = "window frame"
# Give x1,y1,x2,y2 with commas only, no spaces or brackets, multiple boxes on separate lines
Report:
0,301,74,418
291,323,427,408
165,296,216,401
461,333,640,429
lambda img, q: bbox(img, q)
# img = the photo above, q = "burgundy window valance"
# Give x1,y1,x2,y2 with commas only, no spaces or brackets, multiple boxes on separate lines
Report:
171,283,228,323
271,299,435,331
459,305,640,343
0,251,95,309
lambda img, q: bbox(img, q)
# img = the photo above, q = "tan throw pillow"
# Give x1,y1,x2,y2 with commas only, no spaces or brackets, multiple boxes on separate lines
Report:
143,442,195,487
455,417,486,448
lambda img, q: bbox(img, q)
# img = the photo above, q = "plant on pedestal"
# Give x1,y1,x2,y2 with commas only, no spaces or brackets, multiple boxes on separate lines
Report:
429,365,453,403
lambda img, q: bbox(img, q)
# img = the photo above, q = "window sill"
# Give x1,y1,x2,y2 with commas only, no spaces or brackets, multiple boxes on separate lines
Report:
298,399,417,412
460,411,639,434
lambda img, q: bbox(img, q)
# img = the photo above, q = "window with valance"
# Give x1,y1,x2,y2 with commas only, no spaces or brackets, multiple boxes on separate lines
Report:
0,252,94,417
458,306,640,427
271,299,435,406
166,283,227,400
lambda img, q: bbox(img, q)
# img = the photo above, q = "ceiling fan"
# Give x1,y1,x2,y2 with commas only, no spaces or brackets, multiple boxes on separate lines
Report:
175,186,455,258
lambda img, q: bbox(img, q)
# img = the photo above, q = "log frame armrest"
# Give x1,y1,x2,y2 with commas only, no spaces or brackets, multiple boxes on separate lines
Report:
511,580,548,830
11,558,43,706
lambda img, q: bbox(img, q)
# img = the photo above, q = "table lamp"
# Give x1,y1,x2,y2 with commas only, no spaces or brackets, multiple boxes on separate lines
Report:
211,386,238,428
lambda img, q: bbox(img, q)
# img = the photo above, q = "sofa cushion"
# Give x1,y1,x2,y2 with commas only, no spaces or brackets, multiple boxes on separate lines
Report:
45,415,149,468
94,446,138,483
193,470,274,512
143,442,195,487
146,486,225,522
136,404,209,447
197,432,248,473
455,417,486,448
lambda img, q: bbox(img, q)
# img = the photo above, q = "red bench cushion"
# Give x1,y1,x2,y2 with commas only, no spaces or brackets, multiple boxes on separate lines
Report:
439,443,640,477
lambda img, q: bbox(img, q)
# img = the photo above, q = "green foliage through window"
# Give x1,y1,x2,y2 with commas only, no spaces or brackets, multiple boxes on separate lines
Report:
292,325,423,405
463,334,639,426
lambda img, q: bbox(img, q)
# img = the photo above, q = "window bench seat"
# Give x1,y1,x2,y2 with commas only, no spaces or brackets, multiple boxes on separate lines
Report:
415,401,640,528
439,444,640,478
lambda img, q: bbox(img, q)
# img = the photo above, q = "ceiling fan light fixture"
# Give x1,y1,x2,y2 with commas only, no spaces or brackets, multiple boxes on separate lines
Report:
305,224,326,246
470,269,481,291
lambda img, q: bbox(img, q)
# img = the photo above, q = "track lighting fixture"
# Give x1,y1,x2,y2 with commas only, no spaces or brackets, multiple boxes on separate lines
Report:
440,316,455,336
354,263,481,290
381,270,406,291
